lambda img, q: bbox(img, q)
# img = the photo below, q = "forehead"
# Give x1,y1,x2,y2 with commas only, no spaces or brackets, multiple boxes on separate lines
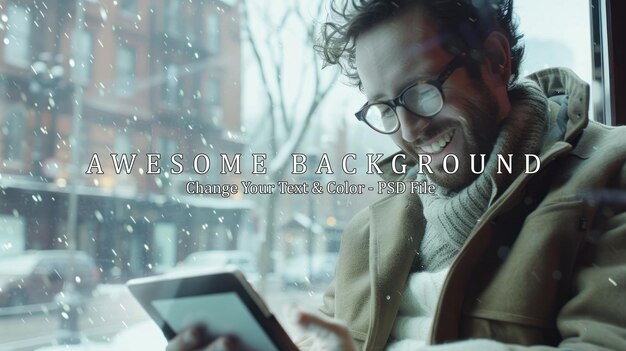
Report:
355,8,445,98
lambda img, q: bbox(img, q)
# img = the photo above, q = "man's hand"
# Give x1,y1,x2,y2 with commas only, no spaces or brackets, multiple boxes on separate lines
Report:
165,307,358,351
293,307,358,351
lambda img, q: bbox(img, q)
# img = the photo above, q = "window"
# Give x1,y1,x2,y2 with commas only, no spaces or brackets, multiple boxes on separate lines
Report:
116,45,136,96
207,78,223,125
157,136,177,156
152,223,177,272
590,0,623,126
72,29,93,85
114,133,132,155
164,2,181,37
515,0,591,78
2,103,27,162
119,0,137,15
3,4,31,67
515,0,593,116
157,136,177,170
207,79,221,106
206,13,221,54
1,2,617,350
0,215,25,255
162,64,179,106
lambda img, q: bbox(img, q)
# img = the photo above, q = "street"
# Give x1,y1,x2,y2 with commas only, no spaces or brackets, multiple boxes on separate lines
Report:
0,279,326,351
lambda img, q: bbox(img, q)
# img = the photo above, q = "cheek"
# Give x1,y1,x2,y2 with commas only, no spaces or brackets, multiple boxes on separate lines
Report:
445,90,496,133
389,132,401,146
391,133,411,151
390,133,420,158
437,105,475,139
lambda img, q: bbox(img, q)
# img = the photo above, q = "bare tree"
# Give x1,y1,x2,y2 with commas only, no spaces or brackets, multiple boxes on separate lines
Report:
240,0,339,286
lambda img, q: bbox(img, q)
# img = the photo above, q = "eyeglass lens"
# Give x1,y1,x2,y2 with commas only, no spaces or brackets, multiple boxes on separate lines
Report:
364,83,443,133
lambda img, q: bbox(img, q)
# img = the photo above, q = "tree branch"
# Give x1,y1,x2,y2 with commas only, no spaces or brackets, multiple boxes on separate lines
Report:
241,0,279,154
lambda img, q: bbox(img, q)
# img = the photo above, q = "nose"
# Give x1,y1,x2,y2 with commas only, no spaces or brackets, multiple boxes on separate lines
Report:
396,106,430,142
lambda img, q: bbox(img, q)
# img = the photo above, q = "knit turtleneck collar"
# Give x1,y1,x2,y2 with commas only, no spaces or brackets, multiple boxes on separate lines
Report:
414,79,549,272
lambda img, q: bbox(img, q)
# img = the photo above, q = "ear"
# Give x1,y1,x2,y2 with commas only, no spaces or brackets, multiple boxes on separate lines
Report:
482,31,512,87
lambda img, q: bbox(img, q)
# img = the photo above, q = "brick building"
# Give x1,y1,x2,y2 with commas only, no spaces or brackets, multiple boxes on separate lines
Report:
0,0,248,280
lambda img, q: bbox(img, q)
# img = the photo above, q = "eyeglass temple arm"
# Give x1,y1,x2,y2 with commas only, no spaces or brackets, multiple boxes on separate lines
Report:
436,52,469,84
355,102,368,120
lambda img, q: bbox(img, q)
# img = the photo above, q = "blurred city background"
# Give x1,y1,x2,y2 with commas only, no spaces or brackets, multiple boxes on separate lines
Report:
0,0,591,350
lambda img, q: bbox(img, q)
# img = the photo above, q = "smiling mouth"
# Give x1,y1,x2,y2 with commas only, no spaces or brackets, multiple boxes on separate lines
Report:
418,129,455,154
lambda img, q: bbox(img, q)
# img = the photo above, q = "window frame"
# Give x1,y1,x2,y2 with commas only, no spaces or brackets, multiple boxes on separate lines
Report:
590,0,625,126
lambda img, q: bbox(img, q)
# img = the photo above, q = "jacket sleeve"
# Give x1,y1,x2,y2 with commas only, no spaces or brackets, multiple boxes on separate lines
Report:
422,246,625,350
320,278,337,318
420,195,626,350
420,241,626,351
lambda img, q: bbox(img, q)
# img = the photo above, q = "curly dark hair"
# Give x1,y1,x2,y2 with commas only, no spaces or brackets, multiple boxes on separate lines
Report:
316,0,524,89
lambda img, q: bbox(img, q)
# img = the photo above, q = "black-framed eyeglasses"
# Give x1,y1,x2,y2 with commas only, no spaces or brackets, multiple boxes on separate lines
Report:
354,53,468,134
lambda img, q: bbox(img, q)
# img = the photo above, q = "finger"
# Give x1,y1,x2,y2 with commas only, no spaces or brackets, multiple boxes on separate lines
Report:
297,308,346,334
296,309,349,343
202,336,238,351
166,326,207,351
294,308,357,351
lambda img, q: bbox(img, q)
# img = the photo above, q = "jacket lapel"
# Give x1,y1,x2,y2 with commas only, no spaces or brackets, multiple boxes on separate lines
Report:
364,190,424,350
429,141,574,343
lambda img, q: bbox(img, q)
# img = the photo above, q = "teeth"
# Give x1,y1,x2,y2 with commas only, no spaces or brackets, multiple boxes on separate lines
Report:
421,130,455,154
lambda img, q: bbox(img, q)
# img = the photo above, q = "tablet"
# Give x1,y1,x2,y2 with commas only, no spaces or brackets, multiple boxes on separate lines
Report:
126,268,298,351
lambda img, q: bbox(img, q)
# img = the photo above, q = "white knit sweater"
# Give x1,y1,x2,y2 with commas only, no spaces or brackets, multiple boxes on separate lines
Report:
386,267,450,350
385,268,507,351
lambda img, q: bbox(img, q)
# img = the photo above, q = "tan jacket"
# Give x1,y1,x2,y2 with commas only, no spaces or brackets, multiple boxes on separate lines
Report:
320,68,626,350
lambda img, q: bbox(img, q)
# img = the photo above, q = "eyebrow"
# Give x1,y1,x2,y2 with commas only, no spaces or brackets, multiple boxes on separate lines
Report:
367,73,429,104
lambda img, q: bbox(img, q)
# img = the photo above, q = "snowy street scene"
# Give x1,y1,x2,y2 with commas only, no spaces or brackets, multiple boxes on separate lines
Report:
0,0,597,349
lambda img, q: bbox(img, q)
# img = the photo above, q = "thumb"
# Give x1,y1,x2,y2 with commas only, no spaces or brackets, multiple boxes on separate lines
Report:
289,306,356,351
297,308,344,334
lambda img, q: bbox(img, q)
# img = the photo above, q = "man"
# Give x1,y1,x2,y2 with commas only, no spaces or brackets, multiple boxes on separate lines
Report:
169,0,626,350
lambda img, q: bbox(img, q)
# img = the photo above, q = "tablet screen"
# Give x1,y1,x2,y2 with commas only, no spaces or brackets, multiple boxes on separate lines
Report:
151,292,279,350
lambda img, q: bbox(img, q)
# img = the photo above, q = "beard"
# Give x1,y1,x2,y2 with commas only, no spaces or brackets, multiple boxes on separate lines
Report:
427,83,501,191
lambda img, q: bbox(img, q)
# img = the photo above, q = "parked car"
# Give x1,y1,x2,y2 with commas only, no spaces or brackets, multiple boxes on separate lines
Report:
170,250,260,284
0,250,100,307
280,252,338,288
